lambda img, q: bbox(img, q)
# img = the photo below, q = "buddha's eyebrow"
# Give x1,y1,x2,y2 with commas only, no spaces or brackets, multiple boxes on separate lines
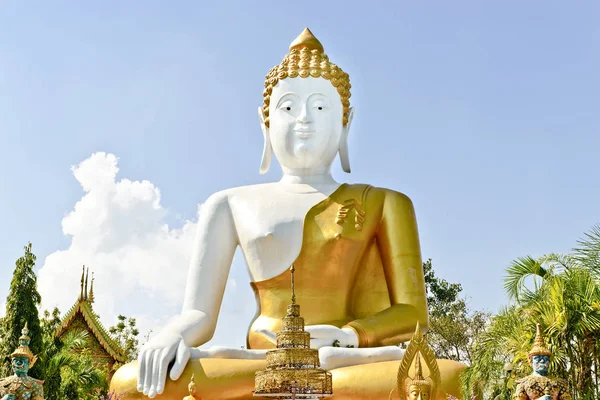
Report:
308,92,328,100
275,92,299,107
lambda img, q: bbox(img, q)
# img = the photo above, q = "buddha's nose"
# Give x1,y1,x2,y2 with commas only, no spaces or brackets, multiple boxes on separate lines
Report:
297,104,311,124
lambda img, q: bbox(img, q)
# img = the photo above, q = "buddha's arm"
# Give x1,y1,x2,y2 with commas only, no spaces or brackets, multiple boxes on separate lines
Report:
137,191,239,397
344,190,428,347
179,191,238,346
146,192,237,348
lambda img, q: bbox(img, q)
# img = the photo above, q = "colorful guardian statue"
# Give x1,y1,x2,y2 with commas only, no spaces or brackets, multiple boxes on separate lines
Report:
394,323,441,400
513,324,570,400
0,323,44,400
110,28,465,399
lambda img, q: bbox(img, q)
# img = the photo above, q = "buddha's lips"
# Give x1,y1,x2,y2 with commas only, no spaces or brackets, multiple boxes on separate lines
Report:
294,129,314,139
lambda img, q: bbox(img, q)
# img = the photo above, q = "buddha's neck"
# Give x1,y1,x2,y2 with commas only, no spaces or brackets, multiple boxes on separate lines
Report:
280,168,338,186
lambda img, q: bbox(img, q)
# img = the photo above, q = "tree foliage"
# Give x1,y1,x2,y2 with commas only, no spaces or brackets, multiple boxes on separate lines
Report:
0,242,132,398
39,307,64,399
423,259,490,364
0,242,44,379
109,314,140,363
462,225,600,400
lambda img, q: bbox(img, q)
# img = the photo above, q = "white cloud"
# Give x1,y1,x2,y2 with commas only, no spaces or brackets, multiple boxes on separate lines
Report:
38,152,254,350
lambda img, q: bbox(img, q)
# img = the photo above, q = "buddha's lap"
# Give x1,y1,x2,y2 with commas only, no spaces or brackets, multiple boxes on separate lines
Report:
110,358,465,400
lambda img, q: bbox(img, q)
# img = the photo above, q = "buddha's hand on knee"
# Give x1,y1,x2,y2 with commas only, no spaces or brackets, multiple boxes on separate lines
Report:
305,325,359,349
137,330,191,398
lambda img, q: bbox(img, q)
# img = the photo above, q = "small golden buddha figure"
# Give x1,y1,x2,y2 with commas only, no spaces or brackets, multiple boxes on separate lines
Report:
394,323,439,400
110,28,465,400
406,356,432,400
513,324,570,400
181,374,201,400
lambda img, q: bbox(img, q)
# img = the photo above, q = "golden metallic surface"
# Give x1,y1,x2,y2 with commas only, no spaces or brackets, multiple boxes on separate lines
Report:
289,28,324,53
262,28,351,127
528,324,552,362
332,359,464,400
395,323,440,400
110,184,464,399
111,359,266,400
111,358,465,400
182,374,202,400
255,267,332,398
248,184,428,350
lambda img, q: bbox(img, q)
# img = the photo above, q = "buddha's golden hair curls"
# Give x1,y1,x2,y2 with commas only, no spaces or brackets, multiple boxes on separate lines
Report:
262,29,351,128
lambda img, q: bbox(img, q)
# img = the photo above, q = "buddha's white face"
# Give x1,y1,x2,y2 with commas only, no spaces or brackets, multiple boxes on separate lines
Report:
267,77,344,172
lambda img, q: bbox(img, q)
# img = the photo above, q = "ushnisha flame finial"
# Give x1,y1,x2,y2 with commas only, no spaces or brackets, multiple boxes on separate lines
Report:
289,27,324,53
414,352,424,381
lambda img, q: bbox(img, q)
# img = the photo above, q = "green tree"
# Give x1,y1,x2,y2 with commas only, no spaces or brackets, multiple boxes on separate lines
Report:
0,242,43,379
44,330,108,400
39,310,111,399
109,314,139,362
423,259,490,364
423,259,463,317
463,225,600,400
39,307,64,400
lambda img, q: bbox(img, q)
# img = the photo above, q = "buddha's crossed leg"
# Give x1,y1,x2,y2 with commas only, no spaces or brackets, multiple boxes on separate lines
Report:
110,346,465,400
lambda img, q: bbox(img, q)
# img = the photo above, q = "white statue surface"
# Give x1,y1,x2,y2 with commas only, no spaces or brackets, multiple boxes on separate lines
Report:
111,28,465,400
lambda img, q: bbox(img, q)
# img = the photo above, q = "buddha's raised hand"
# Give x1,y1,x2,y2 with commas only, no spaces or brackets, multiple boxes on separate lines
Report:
137,329,190,398
257,324,359,349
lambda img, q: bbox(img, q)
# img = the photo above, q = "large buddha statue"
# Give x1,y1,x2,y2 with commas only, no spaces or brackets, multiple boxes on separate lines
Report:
110,28,465,400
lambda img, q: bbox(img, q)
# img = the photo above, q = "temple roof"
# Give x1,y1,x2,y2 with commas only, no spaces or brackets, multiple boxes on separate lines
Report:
55,266,126,363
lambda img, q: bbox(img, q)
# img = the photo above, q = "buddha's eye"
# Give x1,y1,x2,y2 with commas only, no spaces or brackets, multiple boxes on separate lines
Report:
279,100,294,112
313,101,328,111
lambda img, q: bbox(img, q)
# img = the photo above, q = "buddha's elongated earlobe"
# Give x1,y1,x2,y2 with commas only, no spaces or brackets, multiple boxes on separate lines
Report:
339,107,354,173
258,107,272,174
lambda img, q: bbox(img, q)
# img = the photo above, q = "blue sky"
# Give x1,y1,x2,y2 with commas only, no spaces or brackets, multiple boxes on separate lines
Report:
1,1,599,344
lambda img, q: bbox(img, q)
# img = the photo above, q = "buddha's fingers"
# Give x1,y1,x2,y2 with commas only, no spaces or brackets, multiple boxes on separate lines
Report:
137,350,148,392
170,340,190,381
155,347,174,395
144,349,157,396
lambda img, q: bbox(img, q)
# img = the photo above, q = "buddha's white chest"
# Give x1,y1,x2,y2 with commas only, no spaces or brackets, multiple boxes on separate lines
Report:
228,184,333,282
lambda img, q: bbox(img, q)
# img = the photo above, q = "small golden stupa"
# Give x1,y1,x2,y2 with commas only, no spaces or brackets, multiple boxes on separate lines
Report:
254,265,332,398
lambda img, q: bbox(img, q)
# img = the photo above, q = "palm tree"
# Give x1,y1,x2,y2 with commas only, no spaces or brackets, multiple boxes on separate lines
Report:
41,330,108,400
462,225,600,400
